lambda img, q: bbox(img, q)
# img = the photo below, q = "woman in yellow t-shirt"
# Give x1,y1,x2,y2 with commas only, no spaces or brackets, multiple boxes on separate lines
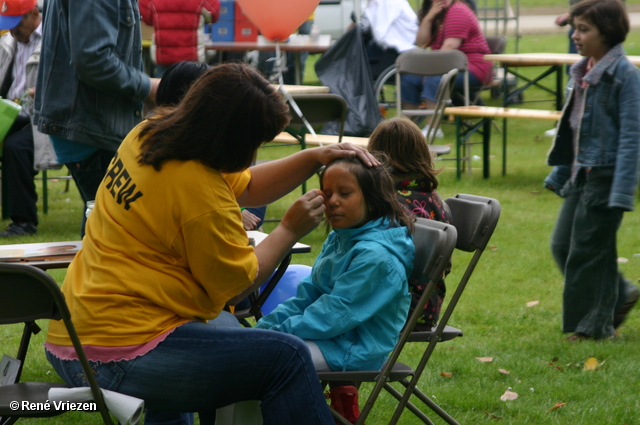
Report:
44,62,377,425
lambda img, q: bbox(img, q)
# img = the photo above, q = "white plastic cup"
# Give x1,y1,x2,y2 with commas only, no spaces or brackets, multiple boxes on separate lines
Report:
85,200,95,218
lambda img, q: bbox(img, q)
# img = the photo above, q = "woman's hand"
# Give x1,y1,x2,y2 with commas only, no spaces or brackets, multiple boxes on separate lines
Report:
280,189,327,240
313,143,380,167
425,1,444,22
241,209,262,231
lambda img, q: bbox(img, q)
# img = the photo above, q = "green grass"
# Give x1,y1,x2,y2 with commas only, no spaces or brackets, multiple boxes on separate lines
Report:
4,32,640,424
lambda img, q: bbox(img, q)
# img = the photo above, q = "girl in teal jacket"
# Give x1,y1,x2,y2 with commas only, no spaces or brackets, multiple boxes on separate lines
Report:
256,155,414,423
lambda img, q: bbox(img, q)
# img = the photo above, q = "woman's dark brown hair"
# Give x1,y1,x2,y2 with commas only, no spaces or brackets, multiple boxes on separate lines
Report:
367,117,440,192
320,155,414,234
419,0,458,40
137,62,290,172
570,0,629,47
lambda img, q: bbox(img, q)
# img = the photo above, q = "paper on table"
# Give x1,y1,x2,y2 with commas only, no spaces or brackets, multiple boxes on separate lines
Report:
48,387,144,425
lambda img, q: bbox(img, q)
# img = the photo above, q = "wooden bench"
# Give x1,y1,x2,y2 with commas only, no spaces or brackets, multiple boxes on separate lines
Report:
271,132,370,148
444,106,562,178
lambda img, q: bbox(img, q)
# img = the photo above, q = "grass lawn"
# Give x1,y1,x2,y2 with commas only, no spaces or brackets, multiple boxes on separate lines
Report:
3,30,640,424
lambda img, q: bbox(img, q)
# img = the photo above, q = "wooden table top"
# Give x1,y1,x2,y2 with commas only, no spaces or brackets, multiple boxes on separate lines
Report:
0,232,310,270
276,84,331,95
207,34,332,53
444,106,562,120
484,52,640,67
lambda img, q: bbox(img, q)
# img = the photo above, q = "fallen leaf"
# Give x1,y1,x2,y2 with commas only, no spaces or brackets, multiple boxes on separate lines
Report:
489,245,498,251
618,257,629,263
551,356,559,362
476,357,494,363
498,369,510,375
500,390,519,401
583,357,599,371
526,300,540,307
547,402,567,412
440,372,453,378
484,412,503,419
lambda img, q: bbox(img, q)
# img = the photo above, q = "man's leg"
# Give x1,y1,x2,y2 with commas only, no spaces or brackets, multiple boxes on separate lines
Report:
0,117,38,237
65,149,116,237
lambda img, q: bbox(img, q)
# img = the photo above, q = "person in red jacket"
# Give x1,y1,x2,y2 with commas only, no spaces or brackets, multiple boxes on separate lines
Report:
139,0,220,77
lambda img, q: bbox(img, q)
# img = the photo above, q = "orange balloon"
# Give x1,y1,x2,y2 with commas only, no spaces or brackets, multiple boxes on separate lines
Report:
236,0,320,42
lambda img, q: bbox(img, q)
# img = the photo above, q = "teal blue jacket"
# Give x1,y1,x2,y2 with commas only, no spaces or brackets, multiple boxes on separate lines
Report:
256,218,414,371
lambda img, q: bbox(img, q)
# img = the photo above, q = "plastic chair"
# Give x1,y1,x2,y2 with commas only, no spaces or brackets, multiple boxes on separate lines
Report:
395,49,472,172
0,263,114,425
387,193,501,425
317,217,458,425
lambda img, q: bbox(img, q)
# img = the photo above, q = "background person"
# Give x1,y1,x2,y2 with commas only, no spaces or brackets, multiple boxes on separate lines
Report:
545,0,640,341
0,0,43,237
43,63,377,425
33,0,161,237
139,0,220,78
367,117,452,331
402,0,492,136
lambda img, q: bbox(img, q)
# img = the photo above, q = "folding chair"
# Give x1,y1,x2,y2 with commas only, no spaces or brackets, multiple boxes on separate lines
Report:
386,193,501,425
394,49,471,173
0,263,114,425
395,48,470,119
318,217,458,425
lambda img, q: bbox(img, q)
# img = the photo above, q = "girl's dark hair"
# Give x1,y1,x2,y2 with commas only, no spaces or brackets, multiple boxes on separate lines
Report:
570,0,629,47
156,61,211,107
367,118,440,191
320,155,414,234
137,63,290,172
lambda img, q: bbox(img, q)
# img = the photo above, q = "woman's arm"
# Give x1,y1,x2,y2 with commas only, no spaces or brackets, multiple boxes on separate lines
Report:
236,143,378,208
227,189,327,304
416,1,443,47
440,37,462,50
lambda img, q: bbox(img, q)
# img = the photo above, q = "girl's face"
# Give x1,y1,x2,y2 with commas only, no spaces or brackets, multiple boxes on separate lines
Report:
571,16,609,62
322,164,368,229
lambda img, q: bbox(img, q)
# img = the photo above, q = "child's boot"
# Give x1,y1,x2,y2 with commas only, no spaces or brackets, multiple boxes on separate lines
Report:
326,385,362,424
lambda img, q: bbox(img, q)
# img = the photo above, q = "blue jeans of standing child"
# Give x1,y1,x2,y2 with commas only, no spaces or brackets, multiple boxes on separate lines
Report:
46,312,334,425
550,167,626,339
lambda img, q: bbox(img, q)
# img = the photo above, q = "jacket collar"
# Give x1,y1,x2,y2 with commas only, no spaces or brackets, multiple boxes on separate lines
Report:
570,43,625,86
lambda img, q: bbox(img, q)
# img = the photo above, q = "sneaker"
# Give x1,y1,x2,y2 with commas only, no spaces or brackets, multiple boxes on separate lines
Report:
326,385,362,424
0,222,37,238
544,128,557,138
421,124,444,139
614,284,640,328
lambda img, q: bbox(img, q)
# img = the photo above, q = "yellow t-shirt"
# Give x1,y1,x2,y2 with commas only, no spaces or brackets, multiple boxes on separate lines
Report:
47,124,258,347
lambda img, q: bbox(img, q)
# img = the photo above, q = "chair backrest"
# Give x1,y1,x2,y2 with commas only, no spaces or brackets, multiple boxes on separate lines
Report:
485,35,508,55
446,193,501,253
0,263,114,425
287,93,348,140
395,49,470,119
382,194,500,425
394,48,468,77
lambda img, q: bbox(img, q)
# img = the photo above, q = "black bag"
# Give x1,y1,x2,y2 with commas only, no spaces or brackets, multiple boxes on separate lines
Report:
314,25,383,137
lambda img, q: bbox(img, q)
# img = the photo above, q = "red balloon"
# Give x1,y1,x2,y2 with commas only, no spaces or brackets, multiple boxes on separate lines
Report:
236,0,320,42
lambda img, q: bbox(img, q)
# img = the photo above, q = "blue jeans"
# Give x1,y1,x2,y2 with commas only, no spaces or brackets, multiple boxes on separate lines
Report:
550,168,626,338
46,312,334,425
400,70,484,105
63,148,116,237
